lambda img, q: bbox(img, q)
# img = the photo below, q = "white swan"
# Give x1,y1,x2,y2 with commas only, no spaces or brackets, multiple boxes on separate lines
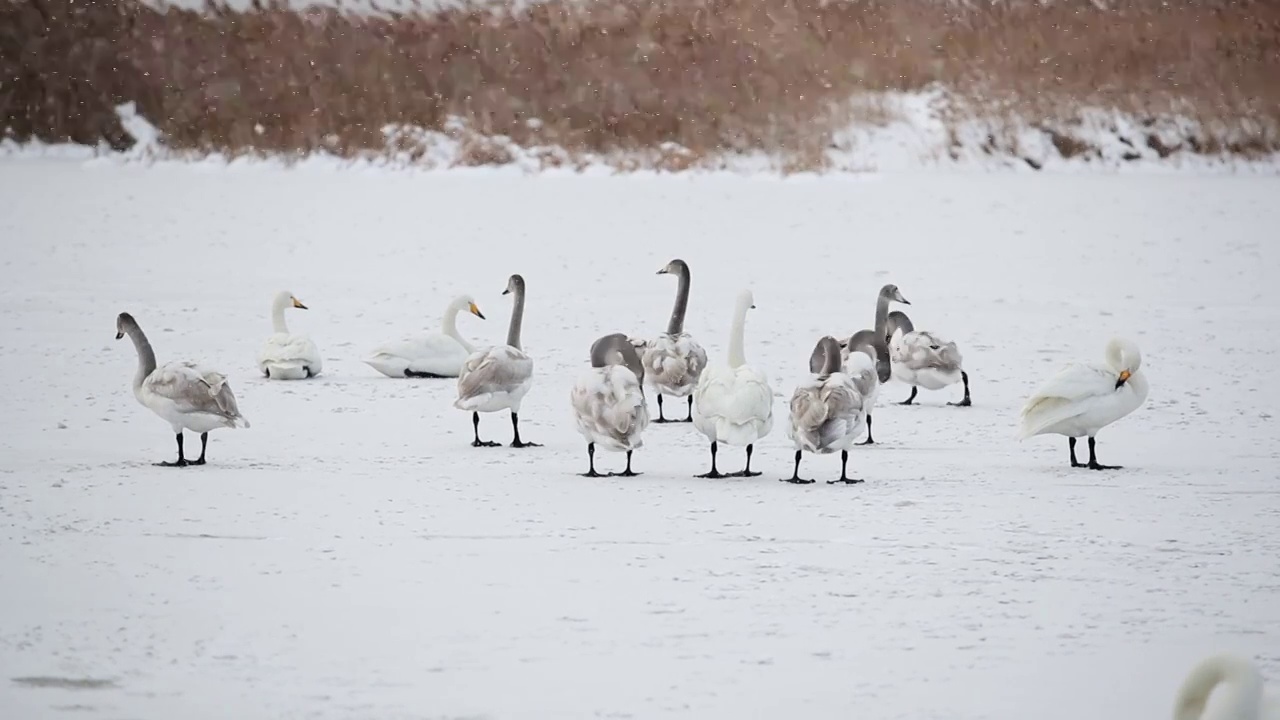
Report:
364,294,486,378
636,258,708,423
454,274,538,448
570,333,650,477
116,312,249,466
257,290,322,380
690,289,773,478
1173,653,1279,720
1018,337,1149,469
785,336,868,484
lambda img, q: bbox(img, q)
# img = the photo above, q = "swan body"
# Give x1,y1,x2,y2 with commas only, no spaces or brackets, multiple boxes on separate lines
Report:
570,333,650,476
1173,653,1279,720
258,290,322,380
785,337,868,484
889,327,965,391
117,312,248,466
365,295,485,378
691,289,773,477
454,274,539,447
1018,337,1149,469
638,258,708,423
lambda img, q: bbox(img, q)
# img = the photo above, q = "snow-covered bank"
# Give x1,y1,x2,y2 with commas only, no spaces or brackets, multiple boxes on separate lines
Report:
1,161,1278,720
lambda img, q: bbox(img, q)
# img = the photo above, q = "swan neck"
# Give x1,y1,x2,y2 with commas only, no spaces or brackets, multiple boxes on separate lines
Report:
874,293,890,335
821,339,842,376
442,297,463,339
666,265,690,335
271,295,289,334
507,285,525,350
126,324,157,389
727,302,748,368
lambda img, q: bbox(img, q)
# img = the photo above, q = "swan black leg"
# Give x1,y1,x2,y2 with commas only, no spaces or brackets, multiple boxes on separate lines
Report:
856,413,876,445
829,449,864,484
510,412,541,448
611,450,640,477
730,444,761,477
696,441,726,478
948,371,972,407
780,449,813,484
156,432,189,467
899,387,918,405
580,442,603,477
1069,437,1084,468
471,411,499,447
684,396,694,423
405,369,449,378
654,394,672,423
191,432,209,465
1086,436,1121,470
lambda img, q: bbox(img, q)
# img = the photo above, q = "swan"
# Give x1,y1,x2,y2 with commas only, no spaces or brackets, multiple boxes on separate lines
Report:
1173,653,1279,720
257,290,322,380
569,333,650,477
690,289,773,478
785,336,868,484
364,294,486,378
835,284,900,443
454,274,539,448
836,332,888,444
1018,337,1149,470
116,312,249,466
636,258,708,423
875,287,972,407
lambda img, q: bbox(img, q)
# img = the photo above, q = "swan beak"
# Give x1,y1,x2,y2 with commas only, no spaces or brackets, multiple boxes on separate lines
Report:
115,331,124,340
656,267,668,275
1115,369,1131,388
501,288,510,296
469,302,485,320
292,298,308,310
899,297,911,305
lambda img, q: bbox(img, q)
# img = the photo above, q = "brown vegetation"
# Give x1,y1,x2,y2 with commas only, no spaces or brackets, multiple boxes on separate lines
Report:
2,0,1279,168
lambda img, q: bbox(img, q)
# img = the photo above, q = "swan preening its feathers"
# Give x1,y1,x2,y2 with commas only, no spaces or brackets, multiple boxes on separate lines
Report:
785,336,868,484
1173,653,1280,720
690,289,774,478
116,312,249,466
454,274,539,448
364,294,486,378
637,259,708,423
570,333,650,477
1018,336,1149,470
258,290,322,380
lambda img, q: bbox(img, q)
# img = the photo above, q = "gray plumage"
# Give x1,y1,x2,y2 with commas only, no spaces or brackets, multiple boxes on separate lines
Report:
591,332,645,385
455,274,535,414
788,336,867,454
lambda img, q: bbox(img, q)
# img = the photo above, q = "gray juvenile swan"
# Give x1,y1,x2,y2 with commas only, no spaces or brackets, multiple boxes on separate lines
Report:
836,283,903,443
570,333,650,477
636,258,708,423
881,286,972,407
786,336,868,484
454,274,539,448
116,312,249,466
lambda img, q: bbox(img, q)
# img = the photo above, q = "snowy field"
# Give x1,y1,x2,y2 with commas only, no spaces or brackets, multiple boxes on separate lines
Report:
1,158,1278,720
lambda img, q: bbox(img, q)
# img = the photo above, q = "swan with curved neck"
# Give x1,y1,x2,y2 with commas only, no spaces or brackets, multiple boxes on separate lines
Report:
690,289,774,478
116,312,249,466
836,284,903,443
638,258,708,423
1172,653,1279,720
1018,336,1149,469
259,290,322,380
454,274,539,448
365,294,486,379
872,283,973,407
785,336,868,484
570,332,650,477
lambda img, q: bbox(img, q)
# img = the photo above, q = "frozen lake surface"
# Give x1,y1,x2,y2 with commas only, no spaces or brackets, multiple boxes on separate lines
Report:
1,160,1278,719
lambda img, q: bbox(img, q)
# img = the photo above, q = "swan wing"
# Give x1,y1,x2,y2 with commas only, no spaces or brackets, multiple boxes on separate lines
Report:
455,346,533,406
570,365,649,450
642,333,707,395
694,364,774,443
259,333,322,368
1017,361,1115,438
146,361,249,427
893,330,962,371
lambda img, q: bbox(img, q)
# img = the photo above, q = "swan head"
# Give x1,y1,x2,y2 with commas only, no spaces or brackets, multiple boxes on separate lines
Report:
1106,337,1142,388
457,294,485,320
880,284,910,305
275,290,308,311
656,259,689,276
501,274,525,296
736,289,756,312
115,312,137,340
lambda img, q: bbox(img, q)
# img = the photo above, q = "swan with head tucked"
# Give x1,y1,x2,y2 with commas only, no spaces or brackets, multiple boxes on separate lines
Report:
1172,653,1279,720
570,333,650,477
116,312,249,466
690,289,774,478
785,336,868,484
873,284,972,407
635,258,708,423
1018,336,1149,470
454,274,539,448
258,290,322,380
364,294,486,378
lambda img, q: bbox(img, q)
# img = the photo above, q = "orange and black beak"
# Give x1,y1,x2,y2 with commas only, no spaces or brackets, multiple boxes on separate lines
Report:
1114,369,1131,389
469,302,485,320
292,297,309,310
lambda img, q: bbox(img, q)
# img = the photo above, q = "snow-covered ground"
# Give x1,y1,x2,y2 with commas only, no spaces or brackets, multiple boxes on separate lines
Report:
1,158,1278,719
